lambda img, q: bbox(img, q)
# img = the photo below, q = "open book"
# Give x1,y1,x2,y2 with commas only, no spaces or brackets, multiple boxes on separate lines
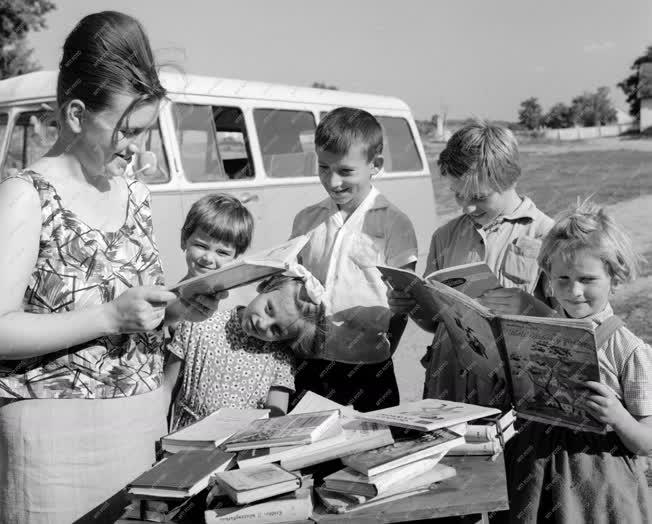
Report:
426,261,501,299
168,235,309,297
378,265,606,433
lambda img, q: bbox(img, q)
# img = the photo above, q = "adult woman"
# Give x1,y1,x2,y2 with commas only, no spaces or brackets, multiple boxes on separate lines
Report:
0,11,216,523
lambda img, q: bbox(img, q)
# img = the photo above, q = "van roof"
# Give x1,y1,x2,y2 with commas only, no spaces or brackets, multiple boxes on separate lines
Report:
0,70,410,112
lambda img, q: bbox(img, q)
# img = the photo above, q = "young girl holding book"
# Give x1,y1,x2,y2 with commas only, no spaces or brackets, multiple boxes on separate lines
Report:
167,268,326,431
481,200,652,523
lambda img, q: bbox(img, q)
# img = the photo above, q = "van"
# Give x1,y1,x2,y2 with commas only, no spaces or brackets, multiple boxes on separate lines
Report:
0,71,437,300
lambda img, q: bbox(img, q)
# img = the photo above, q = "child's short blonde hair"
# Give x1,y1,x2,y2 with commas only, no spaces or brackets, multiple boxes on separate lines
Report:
538,199,642,285
256,275,326,358
438,120,521,198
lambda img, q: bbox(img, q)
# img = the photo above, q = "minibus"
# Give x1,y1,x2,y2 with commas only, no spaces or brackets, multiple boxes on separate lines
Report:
0,71,437,302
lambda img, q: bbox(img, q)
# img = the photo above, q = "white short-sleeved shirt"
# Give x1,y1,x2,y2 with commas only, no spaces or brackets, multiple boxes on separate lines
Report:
168,308,295,430
292,186,418,364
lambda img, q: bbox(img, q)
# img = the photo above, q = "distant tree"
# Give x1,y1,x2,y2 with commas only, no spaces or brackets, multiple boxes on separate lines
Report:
617,45,652,119
543,102,574,129
0,0,56,79
518,97,543,130
570,87,617,126
311,81,338,90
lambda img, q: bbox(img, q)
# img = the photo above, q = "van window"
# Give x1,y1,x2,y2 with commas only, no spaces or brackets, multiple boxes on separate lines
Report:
317,113,422,173
3,109,59,179
376,116,422,172
137,121,171,184
173,104,254,183
253,109,316,178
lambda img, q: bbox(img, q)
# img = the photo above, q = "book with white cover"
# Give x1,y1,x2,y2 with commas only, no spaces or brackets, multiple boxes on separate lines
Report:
162,408,269,453
236,423,347,468
356,399,500,432
169,235,309,297
222,410,341,451
205,484,313,523
212,464,301,505
341,428,464,476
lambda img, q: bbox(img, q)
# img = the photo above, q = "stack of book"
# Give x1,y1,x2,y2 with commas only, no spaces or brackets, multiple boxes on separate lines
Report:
449,409,517,456
205,464,313,523
310,398,501,514
122,448,236,522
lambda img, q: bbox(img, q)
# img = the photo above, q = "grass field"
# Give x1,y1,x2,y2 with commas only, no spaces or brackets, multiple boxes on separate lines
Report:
394,138,652,403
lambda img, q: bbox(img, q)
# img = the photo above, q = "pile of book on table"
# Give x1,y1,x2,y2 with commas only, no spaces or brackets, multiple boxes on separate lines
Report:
117,394,510,522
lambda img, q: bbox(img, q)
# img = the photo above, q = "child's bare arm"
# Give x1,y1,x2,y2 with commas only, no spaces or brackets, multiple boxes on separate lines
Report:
583,381,652,455
266,387,290,417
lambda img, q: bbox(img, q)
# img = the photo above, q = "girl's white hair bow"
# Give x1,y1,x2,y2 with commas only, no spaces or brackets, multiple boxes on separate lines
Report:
284,263,325,305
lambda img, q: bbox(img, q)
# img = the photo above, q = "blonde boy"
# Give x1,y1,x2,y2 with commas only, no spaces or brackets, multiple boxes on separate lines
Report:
290,107,417,412
389,121,553,408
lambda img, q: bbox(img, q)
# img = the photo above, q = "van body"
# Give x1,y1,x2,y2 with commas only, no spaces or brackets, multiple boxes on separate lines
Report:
0,71,437,303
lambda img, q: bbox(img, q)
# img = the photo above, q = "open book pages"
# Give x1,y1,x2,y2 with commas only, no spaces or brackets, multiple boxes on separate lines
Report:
377,265,605,433
356,399,500,432
168,235,309,296
222,410,341,451
280,417,394,471
289,390,358,418
425,261,501,299
315,463,457,514
236,423,348,469
162,408,269,452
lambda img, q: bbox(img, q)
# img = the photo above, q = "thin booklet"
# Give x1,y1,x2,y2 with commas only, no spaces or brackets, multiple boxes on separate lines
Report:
378,265,606,433
168,235,309,297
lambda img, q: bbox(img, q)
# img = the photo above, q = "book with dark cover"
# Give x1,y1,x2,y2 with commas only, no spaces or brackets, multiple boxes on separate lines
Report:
127,449,235,499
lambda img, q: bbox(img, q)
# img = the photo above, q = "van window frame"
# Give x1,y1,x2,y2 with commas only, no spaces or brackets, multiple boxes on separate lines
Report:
252,106,318,180
165,98,258,190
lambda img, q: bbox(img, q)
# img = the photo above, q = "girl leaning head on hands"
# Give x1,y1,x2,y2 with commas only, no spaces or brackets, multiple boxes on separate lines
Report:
0,11,216,524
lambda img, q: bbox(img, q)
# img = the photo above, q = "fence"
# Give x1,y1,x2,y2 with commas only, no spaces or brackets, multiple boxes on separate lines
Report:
543,123,636,141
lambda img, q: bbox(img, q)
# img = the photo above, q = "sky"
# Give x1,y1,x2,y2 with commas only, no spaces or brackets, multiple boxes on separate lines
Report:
27,0,652,121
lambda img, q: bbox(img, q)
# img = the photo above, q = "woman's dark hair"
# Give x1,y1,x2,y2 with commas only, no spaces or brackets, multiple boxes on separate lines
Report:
57,11,166,140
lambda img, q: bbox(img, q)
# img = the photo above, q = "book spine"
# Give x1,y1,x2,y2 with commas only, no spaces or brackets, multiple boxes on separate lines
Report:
205,501,307,523
464,425,497,441
448,440,502,455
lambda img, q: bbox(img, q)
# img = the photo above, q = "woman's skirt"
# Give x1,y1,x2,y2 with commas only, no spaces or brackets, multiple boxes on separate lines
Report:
0,387,168,524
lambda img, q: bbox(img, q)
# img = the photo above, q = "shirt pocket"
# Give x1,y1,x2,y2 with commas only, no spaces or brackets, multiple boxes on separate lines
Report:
500,236,542,288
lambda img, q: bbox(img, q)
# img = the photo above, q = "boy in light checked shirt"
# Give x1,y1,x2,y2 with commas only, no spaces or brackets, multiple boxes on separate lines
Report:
388,120,554,409
290,107,418,412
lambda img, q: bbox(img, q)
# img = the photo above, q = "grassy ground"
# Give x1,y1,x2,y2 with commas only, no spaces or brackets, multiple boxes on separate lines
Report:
395,138,652,403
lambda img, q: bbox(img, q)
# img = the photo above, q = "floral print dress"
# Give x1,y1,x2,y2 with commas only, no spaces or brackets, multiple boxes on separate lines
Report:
0,170,166,399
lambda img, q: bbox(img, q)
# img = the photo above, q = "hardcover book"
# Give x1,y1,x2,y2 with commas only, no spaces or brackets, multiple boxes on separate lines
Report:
212,464,301,505
222,410,341,451
315,463,457,514
378,265,607,433
127,449,235,499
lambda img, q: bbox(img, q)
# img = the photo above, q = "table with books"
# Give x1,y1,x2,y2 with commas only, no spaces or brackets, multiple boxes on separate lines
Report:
116,395,513,524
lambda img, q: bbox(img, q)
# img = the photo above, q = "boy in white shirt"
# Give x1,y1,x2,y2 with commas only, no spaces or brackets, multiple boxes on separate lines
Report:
290,107,417,412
